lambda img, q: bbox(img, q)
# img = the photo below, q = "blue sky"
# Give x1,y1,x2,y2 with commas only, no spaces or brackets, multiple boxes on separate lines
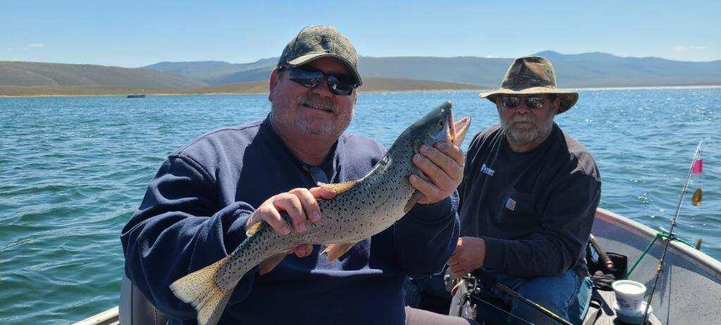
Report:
2,0,719,67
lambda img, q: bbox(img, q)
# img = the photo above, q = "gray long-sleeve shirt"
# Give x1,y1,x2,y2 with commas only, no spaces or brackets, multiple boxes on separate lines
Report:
458,123,601,278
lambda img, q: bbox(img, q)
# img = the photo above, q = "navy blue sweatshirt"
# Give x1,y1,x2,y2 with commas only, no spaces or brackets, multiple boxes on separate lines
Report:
458,124,600,279
121,116,460,324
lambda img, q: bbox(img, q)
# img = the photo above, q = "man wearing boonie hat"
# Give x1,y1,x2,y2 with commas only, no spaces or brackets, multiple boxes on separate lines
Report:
446,57,601,324
122,25,465,324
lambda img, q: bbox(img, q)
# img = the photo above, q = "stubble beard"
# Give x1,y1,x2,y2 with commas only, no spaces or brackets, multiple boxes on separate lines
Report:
272,92,351,138
502,113,554,144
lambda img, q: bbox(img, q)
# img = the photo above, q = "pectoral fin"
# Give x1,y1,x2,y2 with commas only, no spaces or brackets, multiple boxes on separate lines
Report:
404,190,423,213
322,242,357,262
452,116,471,147
259,253,287,275
318,181,357,195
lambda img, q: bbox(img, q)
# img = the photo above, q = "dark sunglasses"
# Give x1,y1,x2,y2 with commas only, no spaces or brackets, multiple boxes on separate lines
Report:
500,95,552,110
284,66,357,96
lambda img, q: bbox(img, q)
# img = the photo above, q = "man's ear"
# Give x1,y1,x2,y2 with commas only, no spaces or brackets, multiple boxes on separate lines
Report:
553,97,562,115
268,68,280,102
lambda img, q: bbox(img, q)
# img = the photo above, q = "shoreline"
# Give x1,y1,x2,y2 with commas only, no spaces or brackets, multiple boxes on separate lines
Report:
2,84,720,99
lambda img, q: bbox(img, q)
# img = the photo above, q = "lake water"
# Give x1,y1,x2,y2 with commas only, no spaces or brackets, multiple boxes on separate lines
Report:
1,88,719,323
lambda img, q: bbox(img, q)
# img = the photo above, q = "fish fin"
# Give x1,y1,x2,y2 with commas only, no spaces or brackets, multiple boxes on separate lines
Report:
452,116,471,147
404,190,423,213
245,221,264,237
318,180,357,194
170,258,232,325
322,242,357,262
259,252,287,275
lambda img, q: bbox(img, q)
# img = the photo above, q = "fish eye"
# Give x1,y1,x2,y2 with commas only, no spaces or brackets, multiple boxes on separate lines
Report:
438,120,444,127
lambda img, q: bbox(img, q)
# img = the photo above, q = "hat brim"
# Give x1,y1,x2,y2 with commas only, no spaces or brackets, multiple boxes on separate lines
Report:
287,52,363,87
479,87,578,114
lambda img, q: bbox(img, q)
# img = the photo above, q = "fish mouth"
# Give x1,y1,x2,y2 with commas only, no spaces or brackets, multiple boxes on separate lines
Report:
446,109,455,143
449,115,471,147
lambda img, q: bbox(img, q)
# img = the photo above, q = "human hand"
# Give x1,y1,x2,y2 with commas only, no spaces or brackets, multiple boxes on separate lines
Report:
409,141,465,204
246,186,337,258
446,237,486,278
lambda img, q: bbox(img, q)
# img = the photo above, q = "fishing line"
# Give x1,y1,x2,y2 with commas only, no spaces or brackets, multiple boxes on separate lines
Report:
469,294,535,325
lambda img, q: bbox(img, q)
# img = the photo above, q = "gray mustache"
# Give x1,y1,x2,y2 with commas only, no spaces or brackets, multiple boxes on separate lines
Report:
510,114,536,124
299,94,338,114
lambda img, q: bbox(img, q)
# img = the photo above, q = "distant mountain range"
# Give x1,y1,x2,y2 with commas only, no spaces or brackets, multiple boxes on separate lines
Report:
0,61,205,88
142,51,721,88
2,52,721,93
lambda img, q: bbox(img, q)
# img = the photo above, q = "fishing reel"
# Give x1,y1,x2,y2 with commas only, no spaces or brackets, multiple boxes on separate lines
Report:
445,272,480,320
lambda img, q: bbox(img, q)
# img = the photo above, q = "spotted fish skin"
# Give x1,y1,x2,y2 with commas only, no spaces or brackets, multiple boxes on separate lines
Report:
169,101,469,325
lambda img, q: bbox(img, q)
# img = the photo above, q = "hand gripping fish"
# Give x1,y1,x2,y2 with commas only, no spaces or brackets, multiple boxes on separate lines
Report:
169,101,471,325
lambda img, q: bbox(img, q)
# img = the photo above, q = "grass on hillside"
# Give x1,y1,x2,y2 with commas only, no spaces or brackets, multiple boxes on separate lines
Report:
0,78,486,97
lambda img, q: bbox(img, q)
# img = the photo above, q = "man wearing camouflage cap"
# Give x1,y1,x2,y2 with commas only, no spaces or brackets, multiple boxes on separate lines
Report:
446,57,601,324
122,25,463,324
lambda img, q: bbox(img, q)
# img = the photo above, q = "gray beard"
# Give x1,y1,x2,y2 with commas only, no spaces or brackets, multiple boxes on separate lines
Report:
503,114,554,143
295,119,333,136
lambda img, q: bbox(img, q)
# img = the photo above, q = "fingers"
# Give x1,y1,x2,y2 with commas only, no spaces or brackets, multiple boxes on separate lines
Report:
425,142,465,178
289,188,322,223
410,142,464,204
252,203,292,235
272,193,308,233
409,174,441,204
309,186,337,200
249,187,328,236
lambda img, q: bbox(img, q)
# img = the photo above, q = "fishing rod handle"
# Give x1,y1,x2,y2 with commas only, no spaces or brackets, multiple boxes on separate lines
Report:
589,234,614,270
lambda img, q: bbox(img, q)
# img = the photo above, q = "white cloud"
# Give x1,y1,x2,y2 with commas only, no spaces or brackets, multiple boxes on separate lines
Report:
26,43,44,48
672,45,707,52
484,55,495,58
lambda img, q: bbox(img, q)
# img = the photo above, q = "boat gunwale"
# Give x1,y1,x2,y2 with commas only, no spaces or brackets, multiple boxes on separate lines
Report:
595,207,721,279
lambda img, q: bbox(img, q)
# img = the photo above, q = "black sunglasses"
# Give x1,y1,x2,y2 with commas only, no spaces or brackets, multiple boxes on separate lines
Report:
501,95,552,110
284,66,357,96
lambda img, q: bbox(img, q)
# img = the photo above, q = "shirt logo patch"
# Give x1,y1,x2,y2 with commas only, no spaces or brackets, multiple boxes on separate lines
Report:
505,198,516,211
481,164,495,176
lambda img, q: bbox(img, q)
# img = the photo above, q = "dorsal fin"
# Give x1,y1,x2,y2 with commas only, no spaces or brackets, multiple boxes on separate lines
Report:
246,221,264,237
318,180,357,194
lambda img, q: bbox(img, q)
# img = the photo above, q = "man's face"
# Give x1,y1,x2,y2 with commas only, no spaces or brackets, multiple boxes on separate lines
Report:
269,58,357,141
496,95,558,144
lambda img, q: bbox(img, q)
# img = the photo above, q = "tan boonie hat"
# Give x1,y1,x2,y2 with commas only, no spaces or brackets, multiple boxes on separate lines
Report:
277,25,362,86
480,56,578,114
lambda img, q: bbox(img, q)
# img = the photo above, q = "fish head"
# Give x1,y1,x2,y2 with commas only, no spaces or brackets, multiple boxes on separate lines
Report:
405,101,458,153
383,100,471,178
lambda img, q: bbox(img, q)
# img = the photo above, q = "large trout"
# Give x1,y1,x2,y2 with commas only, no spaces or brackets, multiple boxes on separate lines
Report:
170,101,471,325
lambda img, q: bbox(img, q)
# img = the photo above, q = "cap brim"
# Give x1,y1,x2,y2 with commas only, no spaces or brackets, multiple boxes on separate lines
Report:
479,87,578,114
287,53,363,86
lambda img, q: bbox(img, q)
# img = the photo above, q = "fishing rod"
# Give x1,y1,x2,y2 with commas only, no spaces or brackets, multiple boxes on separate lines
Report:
472,268,574,325
641,139,704,325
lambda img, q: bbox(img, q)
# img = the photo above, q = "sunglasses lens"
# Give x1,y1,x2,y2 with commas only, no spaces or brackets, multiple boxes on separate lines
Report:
288,67,355,96
525,96,546,109
502,96,520,109
289,69,323,88
328,75,354,96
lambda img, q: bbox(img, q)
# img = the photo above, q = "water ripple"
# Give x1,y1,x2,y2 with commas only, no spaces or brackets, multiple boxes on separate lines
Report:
1,89,720,323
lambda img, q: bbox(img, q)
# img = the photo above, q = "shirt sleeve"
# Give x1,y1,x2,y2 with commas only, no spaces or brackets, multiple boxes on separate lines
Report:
482,171,601,278
120,155,257,320
392,193,460,278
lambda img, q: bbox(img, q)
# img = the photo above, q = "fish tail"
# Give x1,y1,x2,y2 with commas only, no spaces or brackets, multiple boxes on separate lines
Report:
170,257,232,325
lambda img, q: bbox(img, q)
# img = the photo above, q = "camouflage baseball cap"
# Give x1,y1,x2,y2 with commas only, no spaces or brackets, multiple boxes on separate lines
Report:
480,56,578,114
277,25,362,86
